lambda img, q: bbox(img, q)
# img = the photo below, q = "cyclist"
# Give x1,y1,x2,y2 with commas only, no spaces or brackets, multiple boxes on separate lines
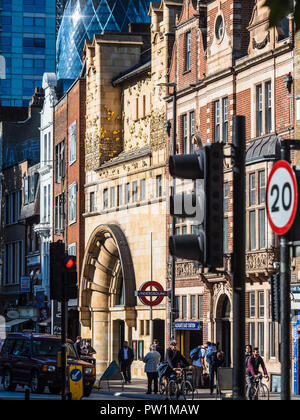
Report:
246,347,269,400
163,340,192,399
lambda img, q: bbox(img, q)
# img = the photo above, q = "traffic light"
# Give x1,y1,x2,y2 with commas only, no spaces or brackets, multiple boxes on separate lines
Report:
63,254,78,300
50,241,65,300
269,273,280,323
169,143,224,270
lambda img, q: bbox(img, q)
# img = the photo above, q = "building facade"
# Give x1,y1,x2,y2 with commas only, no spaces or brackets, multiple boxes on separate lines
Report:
0,0,57,107
164,0,294,388
53,77,86,341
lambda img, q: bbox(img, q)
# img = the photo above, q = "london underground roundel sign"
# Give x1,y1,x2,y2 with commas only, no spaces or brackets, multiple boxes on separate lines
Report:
137,281,166,307
267,160,298,236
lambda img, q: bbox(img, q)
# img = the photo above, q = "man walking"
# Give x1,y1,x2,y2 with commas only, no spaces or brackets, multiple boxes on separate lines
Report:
118,341,134,384
143,344,161,394
191,345,205,389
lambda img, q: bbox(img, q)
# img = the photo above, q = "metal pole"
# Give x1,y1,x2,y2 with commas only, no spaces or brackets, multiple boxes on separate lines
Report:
232,116,246,399
61,297,68,400
280,141,291,400
150,232,153,344
170,87,177,341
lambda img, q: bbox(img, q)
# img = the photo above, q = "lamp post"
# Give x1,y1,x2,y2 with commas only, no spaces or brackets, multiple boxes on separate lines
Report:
157,82,177,341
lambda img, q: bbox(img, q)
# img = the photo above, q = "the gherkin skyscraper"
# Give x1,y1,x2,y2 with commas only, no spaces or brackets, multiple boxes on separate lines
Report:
56,0,152,80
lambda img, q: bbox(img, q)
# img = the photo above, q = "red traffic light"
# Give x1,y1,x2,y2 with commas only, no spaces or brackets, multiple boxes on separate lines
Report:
65,256,76,269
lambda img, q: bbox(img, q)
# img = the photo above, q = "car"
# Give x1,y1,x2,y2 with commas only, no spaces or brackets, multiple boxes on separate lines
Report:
0,333,96,397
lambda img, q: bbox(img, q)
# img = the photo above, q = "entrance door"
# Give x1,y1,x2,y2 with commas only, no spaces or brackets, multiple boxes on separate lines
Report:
153,319,165,357
221,320,231,366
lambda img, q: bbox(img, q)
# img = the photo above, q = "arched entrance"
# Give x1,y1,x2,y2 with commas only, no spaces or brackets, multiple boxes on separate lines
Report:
215,294,231,366
79,224,137,373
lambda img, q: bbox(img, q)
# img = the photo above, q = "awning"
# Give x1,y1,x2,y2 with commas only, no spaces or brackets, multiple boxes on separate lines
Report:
5,318,31,329
246,135,282,165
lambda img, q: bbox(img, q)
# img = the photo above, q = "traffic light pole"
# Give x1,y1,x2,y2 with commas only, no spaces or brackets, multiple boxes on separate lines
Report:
170,85,177,341
232,116,246,400
280,142,291,401
61,297,68,401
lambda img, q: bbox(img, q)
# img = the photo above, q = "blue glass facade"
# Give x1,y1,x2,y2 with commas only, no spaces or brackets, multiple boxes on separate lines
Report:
56,0,152,81
0,0,57,107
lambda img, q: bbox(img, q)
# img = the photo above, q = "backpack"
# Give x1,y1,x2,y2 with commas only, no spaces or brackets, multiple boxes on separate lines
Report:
157,361,169,378
190,346,201,361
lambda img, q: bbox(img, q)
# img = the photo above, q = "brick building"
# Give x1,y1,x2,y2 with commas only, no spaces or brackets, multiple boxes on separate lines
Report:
53,78,86,340
162,0,294,386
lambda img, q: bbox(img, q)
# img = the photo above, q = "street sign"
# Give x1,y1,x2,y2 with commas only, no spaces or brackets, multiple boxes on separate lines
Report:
69,366,83,400
174,322,202,330
137,281,166,307
267,160,298,236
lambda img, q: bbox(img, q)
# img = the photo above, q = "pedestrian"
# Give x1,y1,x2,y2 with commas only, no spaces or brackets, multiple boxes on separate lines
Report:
82,339,97,356
118,341,134,384
206,344,225,395
190,345,205,389
74,336,83,357
153,339,164,361
143,344,161,395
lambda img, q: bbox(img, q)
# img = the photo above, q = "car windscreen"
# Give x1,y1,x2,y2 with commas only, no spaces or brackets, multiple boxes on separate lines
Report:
32,340,78,359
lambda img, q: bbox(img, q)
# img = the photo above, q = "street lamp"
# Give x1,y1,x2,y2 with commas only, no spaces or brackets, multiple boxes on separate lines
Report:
157,82,177,340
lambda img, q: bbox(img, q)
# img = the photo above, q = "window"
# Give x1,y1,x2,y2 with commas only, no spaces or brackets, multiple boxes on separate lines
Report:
125,183,130,204
214,100,220,142
222,97,228,144
215,15,224,40
43,185,47,222
68,243,76,257
5,191,22,225
190,112,195,153
47,184,50,221
69,121,77,165
198,295,203,318
103,189,108,209
249,211,256,250
110,186,115,208
224,218,229,254
258,171,266,204
55,140,65,183
258,322,265,357
191,295,196,319
185,32,191,71
68,183,77,224
224,183,229,213
29,175,36,203
249,323,255,347
24,177,29,204
182,225,187,235
266,81,272,134
258,292,265,318
182,115,188,154
55,193,65,232
43,134,48,164
140,179,146,201
249,292,255,318
175,296,180,318
182,296,187,319
90,192,95,212
132,181,138,203
256,84,263,137
4,241,23,285
156,175,162,198
259,209,266,249
269,323,276,358
249,173,256,206
118,185,123,206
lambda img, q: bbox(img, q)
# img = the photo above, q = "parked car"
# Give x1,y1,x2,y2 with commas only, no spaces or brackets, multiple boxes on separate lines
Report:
0,333,96,397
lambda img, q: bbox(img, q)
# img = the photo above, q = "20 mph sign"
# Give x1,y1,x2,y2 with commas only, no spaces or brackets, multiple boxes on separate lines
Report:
267,160,298,236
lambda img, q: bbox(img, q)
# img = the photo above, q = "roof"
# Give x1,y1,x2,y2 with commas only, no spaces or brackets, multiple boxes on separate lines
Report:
246,135,282,165
112,56,151,86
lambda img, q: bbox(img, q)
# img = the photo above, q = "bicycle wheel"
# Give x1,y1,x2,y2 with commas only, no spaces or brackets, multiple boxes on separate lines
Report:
258,383,269,401
168,379,178,400
181,380,194,401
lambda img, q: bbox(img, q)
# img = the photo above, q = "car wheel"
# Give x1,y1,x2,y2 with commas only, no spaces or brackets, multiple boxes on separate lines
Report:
83,388,92,398
3,369,16,392
30,371,45,394
49,386,61,395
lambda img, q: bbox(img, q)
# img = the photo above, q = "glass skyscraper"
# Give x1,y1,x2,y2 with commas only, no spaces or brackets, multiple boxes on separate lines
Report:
0,0,58,107
56,0,152,81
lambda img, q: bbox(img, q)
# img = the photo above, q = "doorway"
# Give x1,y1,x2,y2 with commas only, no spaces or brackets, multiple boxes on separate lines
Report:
216,295,231,366
153,319,165,357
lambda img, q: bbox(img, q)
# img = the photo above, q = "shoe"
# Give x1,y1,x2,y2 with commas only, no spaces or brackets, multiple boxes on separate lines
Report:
146,391,151,395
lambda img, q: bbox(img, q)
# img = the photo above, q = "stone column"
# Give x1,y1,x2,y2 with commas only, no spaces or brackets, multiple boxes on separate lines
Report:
92,308,110,376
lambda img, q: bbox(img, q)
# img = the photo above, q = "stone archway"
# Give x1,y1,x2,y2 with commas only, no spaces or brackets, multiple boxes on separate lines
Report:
79,224,137,373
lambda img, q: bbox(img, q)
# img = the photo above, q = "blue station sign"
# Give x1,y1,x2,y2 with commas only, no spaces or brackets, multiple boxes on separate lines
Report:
174,322,202,330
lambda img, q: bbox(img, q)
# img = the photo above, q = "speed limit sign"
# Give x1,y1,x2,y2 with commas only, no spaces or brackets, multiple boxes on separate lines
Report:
267,160,298,236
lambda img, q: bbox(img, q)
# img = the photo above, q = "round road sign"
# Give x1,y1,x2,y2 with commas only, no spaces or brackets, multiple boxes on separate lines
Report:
267,160,298,236
138,281,165,307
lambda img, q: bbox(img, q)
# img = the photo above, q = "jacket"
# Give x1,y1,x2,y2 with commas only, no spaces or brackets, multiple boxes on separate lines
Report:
118,347,134,364
166,348,189,370
246,355,268,377
143,350,161,373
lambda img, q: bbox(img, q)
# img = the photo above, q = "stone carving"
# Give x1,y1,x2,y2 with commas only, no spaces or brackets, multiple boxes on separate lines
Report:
253,32,270,50
246,249,278,273
175,261,202,278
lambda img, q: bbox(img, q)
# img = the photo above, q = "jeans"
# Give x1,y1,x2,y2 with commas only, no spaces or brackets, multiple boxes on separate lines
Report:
192,366,203,389
120,360,132,382
147,372,158,393
209,366,218,393
246,375,253,400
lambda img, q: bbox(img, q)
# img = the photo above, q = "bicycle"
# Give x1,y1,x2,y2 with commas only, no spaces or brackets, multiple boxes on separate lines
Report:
160,368,195,400
246,373,270,400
